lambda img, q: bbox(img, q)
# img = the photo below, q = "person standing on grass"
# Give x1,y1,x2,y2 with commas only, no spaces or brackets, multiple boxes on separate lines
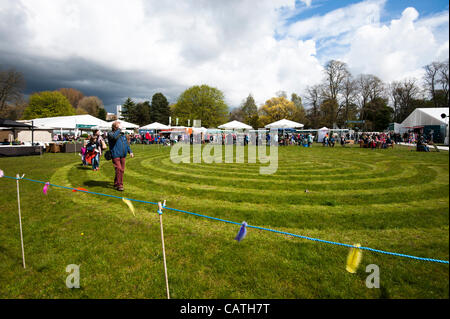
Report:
308,133,313,147
330,135,335,147
85,136,99,169
92,129,105,171
340,134,346,147
108,121,134,191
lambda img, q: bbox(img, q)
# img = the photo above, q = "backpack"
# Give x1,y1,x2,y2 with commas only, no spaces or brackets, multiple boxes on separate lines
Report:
104,150,112,161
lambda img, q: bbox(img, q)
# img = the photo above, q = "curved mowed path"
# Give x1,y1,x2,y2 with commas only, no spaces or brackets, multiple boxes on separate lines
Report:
0,144,448,298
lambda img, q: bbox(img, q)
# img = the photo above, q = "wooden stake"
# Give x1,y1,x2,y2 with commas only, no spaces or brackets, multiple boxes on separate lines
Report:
16,174,26,269
158,201,170,299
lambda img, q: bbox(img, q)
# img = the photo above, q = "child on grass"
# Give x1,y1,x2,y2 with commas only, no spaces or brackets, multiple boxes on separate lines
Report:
80,140,88,166
86,136,100,171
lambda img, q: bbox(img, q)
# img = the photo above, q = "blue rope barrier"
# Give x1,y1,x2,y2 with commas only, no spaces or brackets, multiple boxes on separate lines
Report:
2,174,449,264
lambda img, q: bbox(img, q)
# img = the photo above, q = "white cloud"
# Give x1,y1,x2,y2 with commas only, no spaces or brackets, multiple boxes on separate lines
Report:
300,0,312,7
281,1,448,85
0,0,327,107
0,0,448,110
343,7,449,82
283,0,385,40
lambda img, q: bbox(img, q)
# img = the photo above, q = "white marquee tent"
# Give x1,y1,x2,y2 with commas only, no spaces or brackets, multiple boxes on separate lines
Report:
28,114,111,131
264,119,304,129
218,120,253,130
193,127,207,133
401,108,449,128
401,107,449,144
140,122,170,130
109,119,139,129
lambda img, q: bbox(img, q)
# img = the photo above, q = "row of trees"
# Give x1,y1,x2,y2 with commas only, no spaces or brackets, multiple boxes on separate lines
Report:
163,59,448,131
120,93,171,126
230,92,306,128
2,57,449,129
21,89,107,121
0,67,107,120
121,86,307,129
120,85,229,128
301,59,449,131
58,88,107,119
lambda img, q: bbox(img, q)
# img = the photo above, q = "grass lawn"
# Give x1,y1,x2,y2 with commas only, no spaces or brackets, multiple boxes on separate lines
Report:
0,144,448,298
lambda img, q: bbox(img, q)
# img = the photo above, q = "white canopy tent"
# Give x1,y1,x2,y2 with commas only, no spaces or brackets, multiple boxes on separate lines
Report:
26,115,111,139
109,119,139,129
317,127,329,143
218,120,253,130
264,119,304,129
193,127,207,133
140,122,170,130
29,114,111,130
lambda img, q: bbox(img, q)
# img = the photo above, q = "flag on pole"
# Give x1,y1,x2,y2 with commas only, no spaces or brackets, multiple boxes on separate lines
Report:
42,182,50,195
346,243,362,273
122,198,136,216
72,187,89,193
235,221,248,242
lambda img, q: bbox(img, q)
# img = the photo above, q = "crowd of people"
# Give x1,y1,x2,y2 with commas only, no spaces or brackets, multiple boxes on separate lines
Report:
133,132,171,145
356,131,439,152
53,133,77,142
358,133,395,149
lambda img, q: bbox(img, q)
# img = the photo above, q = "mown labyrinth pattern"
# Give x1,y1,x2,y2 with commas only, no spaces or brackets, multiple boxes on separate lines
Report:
45,145,449,298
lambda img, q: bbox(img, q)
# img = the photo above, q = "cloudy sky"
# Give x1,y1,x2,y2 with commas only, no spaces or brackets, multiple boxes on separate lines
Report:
0,0,448,113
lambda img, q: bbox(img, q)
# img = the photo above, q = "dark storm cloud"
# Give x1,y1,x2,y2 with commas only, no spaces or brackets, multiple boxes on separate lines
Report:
0,1,185,112
0,50,184,113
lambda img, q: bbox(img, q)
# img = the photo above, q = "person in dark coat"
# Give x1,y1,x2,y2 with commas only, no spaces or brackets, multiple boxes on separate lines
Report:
108,121,134,191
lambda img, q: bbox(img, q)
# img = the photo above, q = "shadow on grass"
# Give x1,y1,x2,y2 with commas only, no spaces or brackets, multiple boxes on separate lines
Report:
83,180,114,189
76,165,91,170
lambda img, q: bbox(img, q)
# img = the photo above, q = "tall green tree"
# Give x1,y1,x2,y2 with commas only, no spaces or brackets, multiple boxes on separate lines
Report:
258,96,298,127
364,97,392,131
171,85,229,127
77,96,103,116
229,107,245,122
291,93,307,124
121,97,136,123
319,98,339,127
58,88,84,109
22,91,75,119
135,101,151,126
241,94,259,128
97,107,107,120
150,93,170,124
